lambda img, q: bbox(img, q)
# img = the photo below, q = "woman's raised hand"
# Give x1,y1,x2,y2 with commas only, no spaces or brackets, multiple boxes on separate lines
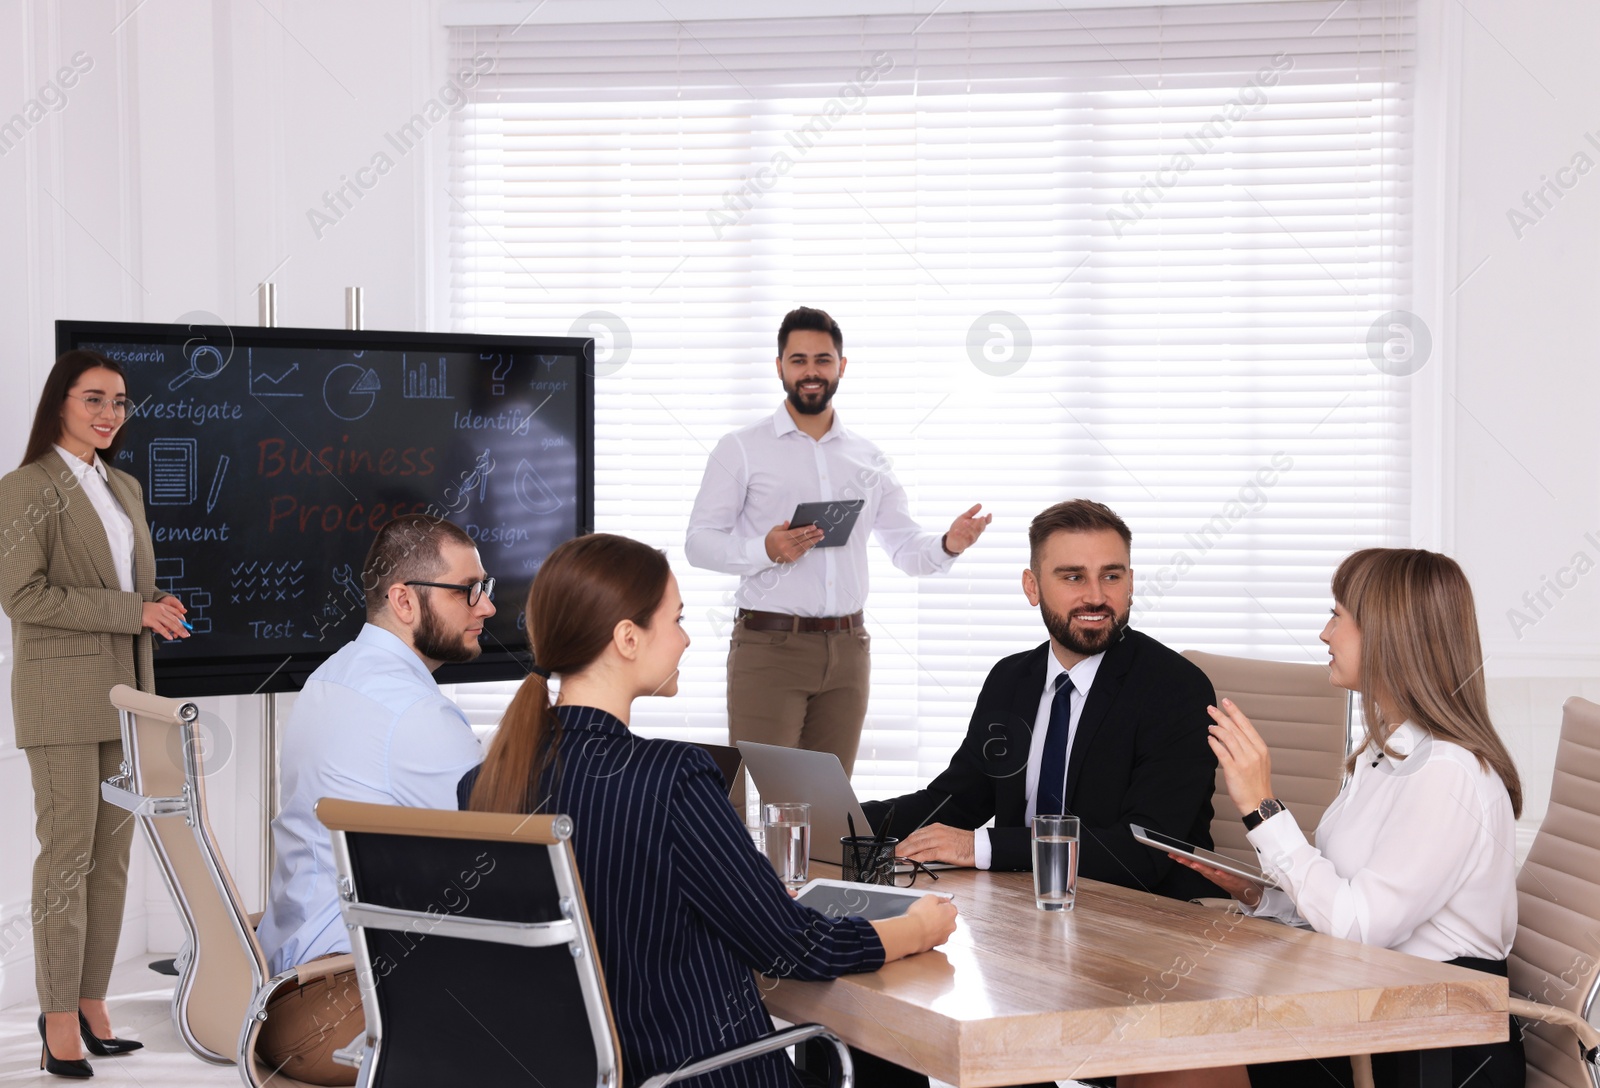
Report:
1206,698,1274,818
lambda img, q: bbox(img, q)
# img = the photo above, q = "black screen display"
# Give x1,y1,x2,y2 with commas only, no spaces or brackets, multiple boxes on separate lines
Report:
57,320,594,695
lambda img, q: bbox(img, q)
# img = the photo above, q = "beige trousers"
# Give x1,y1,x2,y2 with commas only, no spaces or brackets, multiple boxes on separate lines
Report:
257,961,365,1087
25,740,132,1013
726,620,871,812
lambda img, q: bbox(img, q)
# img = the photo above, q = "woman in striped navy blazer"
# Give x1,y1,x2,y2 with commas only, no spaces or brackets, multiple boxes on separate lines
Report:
461,532,957,1088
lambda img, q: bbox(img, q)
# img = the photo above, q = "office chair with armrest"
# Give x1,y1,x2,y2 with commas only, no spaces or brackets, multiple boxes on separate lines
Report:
315,797,853,1088
101,684,346,1088
1181,651,1352,868
1346,695,1600,1088
1180,654,1374,1085
1506,696,1600,1088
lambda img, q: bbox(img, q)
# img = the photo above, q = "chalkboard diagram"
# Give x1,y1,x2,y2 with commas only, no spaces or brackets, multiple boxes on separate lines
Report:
156,556,212,636
205,455,229,513
231,560,305,604
148,438,198,505
403,355,449,399
249,348,302,398
486,355,511,395
514,459,562,515
168,344,228,391
64,320,592,695
454,448,492,510
323,362,381,420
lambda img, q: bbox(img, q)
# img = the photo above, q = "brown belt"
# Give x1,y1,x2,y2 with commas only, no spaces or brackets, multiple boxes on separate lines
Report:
737,608,865,633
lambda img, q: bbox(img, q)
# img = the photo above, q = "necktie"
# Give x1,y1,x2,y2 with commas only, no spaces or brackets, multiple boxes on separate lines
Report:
1036,672,1074,817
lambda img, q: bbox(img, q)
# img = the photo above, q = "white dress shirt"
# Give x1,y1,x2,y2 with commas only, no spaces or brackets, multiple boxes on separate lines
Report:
973,648,1105,870
684,406,956,617
1245,720,1518,961
255,624,483,973
54,445,134,592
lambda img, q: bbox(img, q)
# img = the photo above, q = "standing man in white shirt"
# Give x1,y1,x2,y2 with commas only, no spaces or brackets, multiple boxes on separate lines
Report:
686,307,990,807
254,514,496,1085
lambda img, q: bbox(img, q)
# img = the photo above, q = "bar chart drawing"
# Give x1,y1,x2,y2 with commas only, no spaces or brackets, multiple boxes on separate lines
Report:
148,438,198,505
402,355,449,399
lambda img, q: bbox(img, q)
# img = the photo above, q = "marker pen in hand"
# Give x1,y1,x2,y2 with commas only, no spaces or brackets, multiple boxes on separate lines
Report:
180,619,194,632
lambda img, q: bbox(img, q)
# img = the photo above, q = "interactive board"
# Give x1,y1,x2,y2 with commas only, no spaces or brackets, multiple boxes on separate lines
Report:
56,320,594,695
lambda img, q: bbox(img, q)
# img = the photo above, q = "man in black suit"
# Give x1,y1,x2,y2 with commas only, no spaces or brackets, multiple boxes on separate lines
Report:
863,498,1220,902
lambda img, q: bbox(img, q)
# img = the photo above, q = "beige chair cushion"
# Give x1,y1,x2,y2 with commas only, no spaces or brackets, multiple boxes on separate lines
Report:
110,685,321,1086
1180,651,1349,866
1511,696,1600,1088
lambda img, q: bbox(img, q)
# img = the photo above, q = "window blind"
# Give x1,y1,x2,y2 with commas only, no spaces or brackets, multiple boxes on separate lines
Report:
444,2,1415,798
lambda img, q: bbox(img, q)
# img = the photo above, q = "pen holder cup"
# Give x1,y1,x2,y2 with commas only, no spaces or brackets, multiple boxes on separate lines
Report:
840,836,899,885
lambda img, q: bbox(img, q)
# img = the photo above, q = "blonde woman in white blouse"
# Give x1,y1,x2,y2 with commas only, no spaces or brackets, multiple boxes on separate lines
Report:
1162,548,1525,1088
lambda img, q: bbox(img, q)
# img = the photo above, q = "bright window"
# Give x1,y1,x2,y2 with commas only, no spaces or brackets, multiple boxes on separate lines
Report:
445,2,1416,797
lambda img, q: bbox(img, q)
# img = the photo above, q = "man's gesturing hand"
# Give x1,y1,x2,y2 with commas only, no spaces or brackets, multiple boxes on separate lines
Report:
766,520,826,563
943,504,992,555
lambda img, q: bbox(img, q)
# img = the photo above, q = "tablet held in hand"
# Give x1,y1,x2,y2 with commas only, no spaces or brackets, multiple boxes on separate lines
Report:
789,500,865,548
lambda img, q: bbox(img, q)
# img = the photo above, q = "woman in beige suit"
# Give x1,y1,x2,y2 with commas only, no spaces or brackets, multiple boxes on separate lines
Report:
0,350,189,1078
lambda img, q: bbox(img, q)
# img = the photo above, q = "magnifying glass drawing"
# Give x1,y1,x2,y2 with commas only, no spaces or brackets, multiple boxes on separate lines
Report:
169,344,228,390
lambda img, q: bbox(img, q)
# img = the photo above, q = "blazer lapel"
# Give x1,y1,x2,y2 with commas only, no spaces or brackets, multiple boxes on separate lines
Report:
996,643,1049,822
105,467,153,593
1011,643,1049,726
48,450,122,591
1062,627,1137,804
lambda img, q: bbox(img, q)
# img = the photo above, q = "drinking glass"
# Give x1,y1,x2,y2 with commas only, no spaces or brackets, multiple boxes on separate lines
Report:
1032,814,1079,911
762,802,811,889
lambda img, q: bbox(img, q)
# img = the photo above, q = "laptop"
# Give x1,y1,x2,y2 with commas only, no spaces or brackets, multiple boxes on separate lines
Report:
691,742,744,798
736,741,957,870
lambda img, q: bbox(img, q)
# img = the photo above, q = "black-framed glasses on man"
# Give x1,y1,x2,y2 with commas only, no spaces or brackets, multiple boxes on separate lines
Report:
402,577,496,606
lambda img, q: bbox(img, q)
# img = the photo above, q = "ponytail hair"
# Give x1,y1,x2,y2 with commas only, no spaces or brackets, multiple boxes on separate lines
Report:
468,533,670,814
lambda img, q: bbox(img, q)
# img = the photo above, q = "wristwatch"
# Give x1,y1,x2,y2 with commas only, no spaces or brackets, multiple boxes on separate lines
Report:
1241,797,1285,831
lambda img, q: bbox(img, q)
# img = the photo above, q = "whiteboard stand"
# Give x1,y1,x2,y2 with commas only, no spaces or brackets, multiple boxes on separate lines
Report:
260,692,278,909
345,287,364,330
257,283,278,906
257,282,277,328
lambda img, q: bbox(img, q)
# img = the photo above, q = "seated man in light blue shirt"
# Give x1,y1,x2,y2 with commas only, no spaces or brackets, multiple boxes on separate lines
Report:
253,513,496,1086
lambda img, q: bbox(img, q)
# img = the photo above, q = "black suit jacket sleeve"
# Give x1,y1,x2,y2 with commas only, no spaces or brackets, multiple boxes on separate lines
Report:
860,658,1028,841
863,631,1222,901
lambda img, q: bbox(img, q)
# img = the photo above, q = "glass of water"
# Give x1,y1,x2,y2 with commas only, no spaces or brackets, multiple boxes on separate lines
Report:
1032,814,1079,911
763,802,811,889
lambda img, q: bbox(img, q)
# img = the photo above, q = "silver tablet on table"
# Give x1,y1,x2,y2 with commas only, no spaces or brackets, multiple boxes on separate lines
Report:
796,877,953,921
1131,822,1280,889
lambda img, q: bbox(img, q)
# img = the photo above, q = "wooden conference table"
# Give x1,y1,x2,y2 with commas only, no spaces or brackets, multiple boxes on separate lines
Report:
764,868,1508,1086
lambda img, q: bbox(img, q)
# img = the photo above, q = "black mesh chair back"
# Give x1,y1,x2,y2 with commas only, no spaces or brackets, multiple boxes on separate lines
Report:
317,799,620,1088
318,798,854,1088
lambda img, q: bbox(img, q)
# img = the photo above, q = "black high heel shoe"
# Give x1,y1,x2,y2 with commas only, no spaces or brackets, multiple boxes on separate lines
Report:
37,1014,93,1078
78,1011,143,1056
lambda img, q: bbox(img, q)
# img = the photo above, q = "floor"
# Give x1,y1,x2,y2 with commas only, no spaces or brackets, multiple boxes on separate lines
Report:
0,956,239,1087
0,956,998,1087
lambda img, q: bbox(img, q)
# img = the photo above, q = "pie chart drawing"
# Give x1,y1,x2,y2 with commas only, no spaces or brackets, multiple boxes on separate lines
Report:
324,364,380,420
514,459,562,515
